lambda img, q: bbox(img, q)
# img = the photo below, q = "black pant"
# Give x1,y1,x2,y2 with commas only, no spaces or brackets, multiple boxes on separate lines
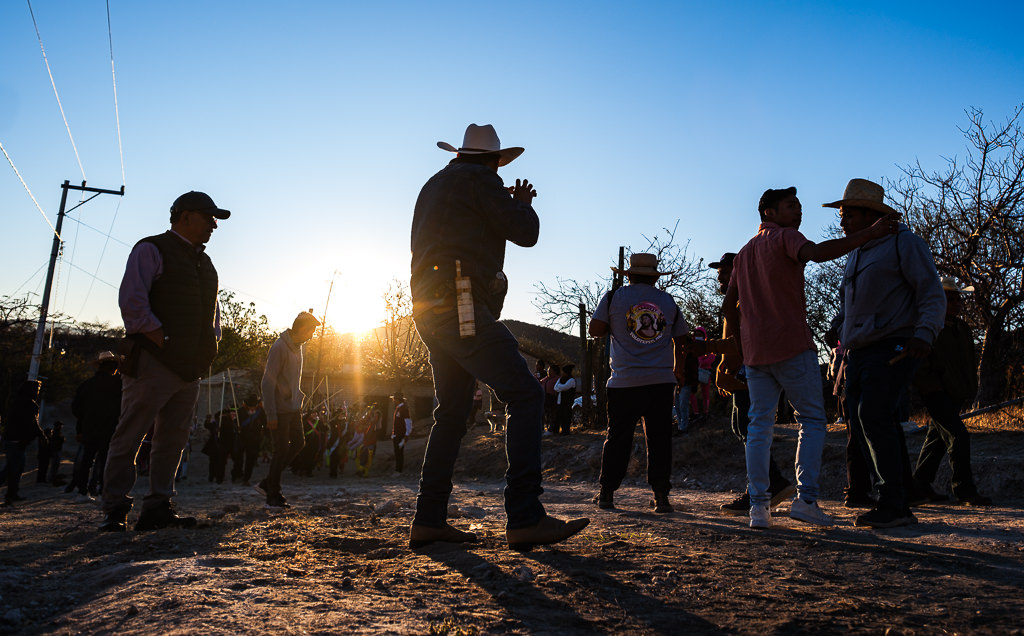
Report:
555,399,573,435
69,441,107,495
231,427,263,483
731,391,790,491
915,391,978,497
266,412,304,496
3,441,29,501
599,383,674,494
393,438,406,473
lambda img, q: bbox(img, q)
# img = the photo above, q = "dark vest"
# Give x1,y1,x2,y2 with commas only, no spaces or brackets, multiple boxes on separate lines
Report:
137,231,219,381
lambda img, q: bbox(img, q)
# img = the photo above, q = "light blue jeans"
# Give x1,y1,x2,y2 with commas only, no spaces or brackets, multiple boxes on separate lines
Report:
745,350,826,507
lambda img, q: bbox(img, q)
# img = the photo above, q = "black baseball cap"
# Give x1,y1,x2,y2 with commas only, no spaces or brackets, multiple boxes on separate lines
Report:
171,191,231,219
709,253,737,269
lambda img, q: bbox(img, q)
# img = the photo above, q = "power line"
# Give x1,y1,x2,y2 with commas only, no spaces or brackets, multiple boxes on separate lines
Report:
77,196,125,315
106,0,125,186
0,140,61,239
11,261,49,298
26,0,86,182
62,214,131,247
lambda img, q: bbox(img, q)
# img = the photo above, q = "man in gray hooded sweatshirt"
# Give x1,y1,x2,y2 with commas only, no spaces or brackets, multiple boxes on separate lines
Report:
257,311,320,508
826,179,945,529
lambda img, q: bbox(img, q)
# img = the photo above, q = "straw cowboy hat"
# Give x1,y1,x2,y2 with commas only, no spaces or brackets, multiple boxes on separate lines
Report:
610,253,673,277
940,276,974,293
821,178,898,216
437,124,524,166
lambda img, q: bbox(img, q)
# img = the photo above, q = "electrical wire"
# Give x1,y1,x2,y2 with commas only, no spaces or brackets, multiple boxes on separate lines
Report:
11,262,49,298
77,196,124,315
26,0,86,182
0,140,61,240
62,214,131,247
106,0,125,186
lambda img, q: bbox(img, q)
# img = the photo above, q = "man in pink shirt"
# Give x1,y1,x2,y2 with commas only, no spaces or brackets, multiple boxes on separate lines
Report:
722,186,895,529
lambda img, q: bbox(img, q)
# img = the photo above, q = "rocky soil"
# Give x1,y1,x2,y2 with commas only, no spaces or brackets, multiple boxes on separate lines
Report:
2,409,1023,635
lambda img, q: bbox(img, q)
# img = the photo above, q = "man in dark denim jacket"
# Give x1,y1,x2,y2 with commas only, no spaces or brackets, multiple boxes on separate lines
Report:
408,124,588,551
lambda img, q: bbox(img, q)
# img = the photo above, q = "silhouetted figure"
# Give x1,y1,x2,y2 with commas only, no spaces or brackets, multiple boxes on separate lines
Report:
102,190,230,532
2,380,45,505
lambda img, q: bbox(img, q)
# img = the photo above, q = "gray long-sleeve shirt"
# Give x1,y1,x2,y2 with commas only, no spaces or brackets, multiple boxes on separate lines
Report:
831,225,946,350
261,329,304,421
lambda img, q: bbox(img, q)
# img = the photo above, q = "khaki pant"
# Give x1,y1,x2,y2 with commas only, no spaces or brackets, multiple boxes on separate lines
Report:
103,349,200,513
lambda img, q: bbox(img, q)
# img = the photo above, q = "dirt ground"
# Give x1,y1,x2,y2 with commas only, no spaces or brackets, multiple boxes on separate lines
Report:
2,409,1023,635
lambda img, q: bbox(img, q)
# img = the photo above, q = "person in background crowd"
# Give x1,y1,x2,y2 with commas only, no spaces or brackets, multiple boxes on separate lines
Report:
67,351,122,500
232,396,266,486
37,421,65,485
391,392,413,474
257,311,321,508
691,327,715,419
910,276,992,507
541,366,560,436
553,364,577,435
2,380,45,506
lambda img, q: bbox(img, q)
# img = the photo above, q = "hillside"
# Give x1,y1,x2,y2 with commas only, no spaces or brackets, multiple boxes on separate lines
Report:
504,319,582,366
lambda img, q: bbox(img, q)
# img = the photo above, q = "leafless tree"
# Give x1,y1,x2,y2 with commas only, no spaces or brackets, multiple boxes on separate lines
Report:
364,279,431,390
533,221,716,332
887,106,1024,405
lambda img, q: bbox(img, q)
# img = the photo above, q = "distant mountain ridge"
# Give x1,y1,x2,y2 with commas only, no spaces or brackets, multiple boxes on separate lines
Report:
504,319,582,366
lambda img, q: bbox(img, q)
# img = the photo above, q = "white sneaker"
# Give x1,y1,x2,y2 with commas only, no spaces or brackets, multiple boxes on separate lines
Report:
749,505,771,529
789,498,834,526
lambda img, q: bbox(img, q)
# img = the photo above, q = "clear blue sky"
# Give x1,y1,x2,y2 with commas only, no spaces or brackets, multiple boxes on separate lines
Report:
3,1,1022,334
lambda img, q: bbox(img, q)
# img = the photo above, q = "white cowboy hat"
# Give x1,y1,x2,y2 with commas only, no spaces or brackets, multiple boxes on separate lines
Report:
821,178,898,216
437,124,524,166
90,350,118,365
610,253,673,277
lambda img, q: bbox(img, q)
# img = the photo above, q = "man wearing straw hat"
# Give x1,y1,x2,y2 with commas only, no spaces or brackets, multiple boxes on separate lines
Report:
589,253,690,514
257,311,320,508
910,276,991,506
101,191,229,532
826,178,946,528
723,184,898,530
409,123,589,550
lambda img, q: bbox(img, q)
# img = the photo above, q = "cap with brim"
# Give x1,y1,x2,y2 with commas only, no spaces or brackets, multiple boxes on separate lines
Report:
171,191,231,219
438,123,524,167
709,252,737,270
821,178,897,216
940,276,974,293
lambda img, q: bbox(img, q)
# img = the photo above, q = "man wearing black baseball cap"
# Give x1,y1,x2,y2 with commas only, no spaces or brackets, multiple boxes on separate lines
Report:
101,190,229,532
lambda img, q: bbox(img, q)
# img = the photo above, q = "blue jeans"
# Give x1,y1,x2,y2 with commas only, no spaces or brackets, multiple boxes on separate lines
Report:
745,350,827,507
846,338,919,511
414,306,546,530
675,385,691,431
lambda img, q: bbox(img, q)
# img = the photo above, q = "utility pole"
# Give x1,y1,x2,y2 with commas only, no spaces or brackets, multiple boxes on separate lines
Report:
28,180,125,381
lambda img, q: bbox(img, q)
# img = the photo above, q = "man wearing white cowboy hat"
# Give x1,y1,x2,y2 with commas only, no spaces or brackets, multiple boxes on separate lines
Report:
909,276,991,506
409,123,589,550
723,184,899,530
589,253,691,513
826,178,946,528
